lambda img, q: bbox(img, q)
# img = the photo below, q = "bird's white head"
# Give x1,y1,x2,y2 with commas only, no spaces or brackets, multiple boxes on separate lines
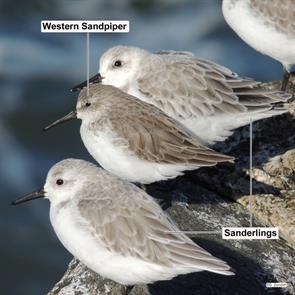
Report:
99,45,150,91
12,159,100,207
44,159,96,205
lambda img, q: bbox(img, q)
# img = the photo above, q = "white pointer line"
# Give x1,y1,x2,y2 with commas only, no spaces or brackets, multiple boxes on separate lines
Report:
86,32,90,97
249,117,253,228
165,231,221,235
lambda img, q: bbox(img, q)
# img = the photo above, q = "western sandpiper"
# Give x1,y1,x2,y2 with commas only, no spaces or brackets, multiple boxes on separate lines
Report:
44,84,234,184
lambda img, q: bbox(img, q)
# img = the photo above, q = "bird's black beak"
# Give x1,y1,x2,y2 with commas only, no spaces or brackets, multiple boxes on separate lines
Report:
43,110,77,131
12,188,45,205
70,73,102,92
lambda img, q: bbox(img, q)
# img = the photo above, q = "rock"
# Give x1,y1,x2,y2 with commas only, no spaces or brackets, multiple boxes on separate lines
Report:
48,259,125,295
48,78,295,295
188,76,295,247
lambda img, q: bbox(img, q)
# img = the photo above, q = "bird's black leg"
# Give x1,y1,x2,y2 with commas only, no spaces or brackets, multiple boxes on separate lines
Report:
158,198,172,210
281,67,291,91
139,183,146,191
123,285,134,295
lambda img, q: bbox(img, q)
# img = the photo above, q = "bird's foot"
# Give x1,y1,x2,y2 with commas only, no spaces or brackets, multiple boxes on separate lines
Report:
281,68,294,91
123,285,134,295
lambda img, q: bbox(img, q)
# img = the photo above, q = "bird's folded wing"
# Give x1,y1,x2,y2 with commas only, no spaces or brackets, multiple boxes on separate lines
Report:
107,99,234,165
77,182,232,273
137,53,290,120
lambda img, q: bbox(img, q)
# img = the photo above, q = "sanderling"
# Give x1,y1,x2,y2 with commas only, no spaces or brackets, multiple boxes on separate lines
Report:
12,159,234,293
44,84,234,184
222,0,295,91
70,45,291,145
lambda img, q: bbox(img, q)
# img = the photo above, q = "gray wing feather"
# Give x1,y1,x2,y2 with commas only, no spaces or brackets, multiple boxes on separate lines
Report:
137,53,291,120
77,176,233,274
102,93,234,165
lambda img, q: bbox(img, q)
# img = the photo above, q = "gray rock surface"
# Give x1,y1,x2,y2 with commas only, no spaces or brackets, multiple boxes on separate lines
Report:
189,77,295,247
48,78,295,295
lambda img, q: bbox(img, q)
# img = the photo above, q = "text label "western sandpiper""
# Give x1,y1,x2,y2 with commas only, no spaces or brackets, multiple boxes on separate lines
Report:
41,21,130,33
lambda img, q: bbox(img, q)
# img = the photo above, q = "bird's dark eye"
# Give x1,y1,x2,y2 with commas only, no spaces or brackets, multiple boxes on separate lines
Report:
114,60,122,67
85,102,91,107
56,179,64,185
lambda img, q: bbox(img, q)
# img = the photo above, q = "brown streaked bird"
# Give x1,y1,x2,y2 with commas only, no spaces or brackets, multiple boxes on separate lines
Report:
12,159,234,294
223,0,295,91
44,84,234,184
70,45,291,145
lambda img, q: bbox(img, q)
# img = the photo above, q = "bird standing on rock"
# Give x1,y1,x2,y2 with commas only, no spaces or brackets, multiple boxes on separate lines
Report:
12,159,234,295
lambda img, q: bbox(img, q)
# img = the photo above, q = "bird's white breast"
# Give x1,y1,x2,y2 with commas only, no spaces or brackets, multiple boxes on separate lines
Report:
80,123,191,183
50,203,112,273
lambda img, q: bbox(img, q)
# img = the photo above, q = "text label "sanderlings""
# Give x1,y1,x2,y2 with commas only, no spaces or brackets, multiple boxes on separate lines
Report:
222,227,279,240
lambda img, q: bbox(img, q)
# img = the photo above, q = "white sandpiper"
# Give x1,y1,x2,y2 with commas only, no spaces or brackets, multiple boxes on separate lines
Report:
222,0,295,91
70,45,291,145
12,159,234,294
44,84,234,184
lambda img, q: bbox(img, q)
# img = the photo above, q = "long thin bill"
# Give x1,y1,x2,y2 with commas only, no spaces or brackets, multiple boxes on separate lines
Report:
43,111,77,131
12,188,45,205
70,73,102,92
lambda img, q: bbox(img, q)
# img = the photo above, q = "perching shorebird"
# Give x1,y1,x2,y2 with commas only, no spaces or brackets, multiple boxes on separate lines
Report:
44,84,234,184
70,46,291,145
12,159,234,293
222,0,295,91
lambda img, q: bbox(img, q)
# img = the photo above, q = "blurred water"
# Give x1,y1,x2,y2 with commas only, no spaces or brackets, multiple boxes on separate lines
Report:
0,1,283,294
